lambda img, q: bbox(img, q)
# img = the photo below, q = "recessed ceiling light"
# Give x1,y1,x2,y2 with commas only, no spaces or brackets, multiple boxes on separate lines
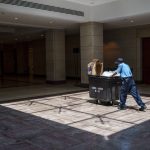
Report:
0,12,5,15
14,17,18,20
90,0,95,4
49,20,54,24
130,20,134,23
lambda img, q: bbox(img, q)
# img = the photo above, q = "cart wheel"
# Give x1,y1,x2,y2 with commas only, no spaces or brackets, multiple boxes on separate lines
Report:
113,100,119,105
110,101,114,106
95,99,99,104
98,99,102,105
103,101,113,106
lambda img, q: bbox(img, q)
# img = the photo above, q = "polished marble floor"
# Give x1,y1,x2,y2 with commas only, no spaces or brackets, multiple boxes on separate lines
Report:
0,91,150,150
0,76,150,150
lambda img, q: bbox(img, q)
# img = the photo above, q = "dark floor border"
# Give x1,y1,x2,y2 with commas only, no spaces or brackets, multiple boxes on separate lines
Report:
66,77,81,80
140,93,150,97
46,80,66,84
76,83,89,88
0,89,88,104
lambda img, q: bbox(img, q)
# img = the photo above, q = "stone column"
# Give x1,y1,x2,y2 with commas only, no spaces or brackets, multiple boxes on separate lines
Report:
46,29,65,83
80,22,103,84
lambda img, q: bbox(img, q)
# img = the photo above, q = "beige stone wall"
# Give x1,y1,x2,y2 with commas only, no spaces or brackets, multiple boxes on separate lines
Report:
46,30,65,81
104,26,150,80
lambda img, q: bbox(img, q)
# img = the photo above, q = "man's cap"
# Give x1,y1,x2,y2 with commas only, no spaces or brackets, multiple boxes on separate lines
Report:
117,58,124,62
115,57,124,64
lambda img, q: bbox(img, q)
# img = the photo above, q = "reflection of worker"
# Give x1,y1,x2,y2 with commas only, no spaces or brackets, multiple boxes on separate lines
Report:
112,58,147,111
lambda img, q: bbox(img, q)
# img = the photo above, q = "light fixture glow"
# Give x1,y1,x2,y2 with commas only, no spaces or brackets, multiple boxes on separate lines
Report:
14,17,18,20
49,20,54,24
90,0,95,4
130,20,134,23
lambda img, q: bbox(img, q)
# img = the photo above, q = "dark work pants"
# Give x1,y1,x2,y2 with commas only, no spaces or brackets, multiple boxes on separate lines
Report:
120,77,145,107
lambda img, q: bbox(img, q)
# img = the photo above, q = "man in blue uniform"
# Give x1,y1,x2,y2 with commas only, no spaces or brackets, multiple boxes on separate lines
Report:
112,58,146,111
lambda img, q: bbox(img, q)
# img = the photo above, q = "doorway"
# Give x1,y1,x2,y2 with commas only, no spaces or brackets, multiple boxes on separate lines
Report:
142,37,150,84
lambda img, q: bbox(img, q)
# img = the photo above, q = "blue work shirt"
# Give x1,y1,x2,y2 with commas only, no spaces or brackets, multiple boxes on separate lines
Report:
116,63,132,78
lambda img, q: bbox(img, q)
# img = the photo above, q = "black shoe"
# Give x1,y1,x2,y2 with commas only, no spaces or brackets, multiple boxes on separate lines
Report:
118,105,127,110
139,105,147,111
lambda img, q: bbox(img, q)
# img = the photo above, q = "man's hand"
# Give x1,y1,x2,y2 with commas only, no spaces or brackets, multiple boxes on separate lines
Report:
111,72,117,77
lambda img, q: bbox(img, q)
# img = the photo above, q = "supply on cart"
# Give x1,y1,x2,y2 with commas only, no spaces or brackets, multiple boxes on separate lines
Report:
88,59,103,76
101,71,120,77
